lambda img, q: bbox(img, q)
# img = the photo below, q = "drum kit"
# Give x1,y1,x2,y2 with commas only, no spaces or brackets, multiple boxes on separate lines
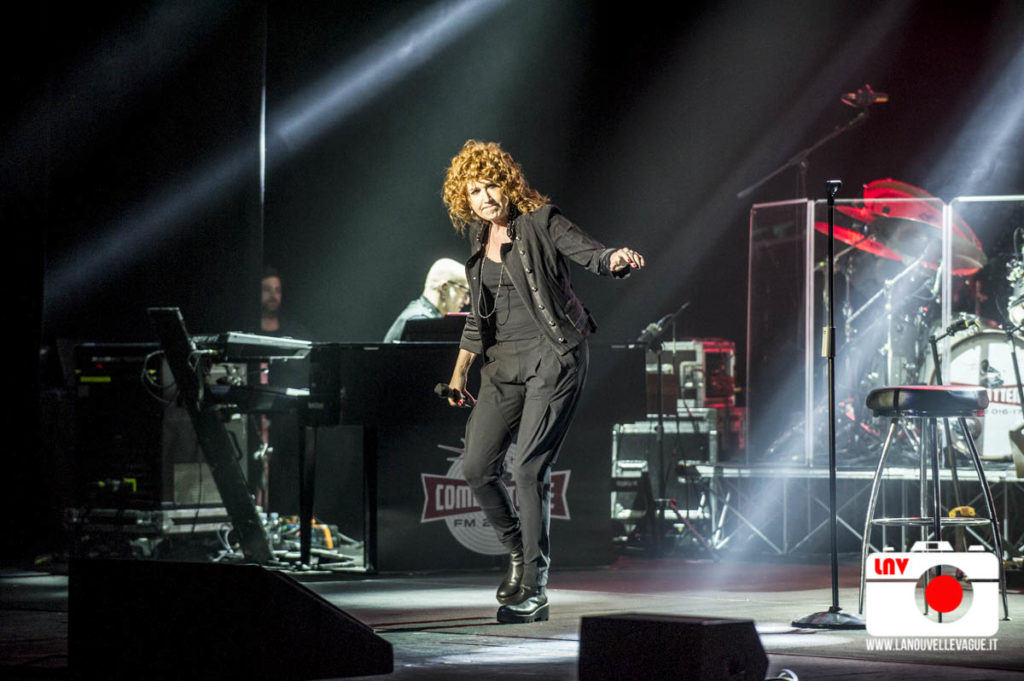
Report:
813,179,1024,465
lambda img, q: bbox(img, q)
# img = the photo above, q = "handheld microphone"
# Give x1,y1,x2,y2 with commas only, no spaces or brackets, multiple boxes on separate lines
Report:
434,383,471,406
434,383,457,399
841,84,889,108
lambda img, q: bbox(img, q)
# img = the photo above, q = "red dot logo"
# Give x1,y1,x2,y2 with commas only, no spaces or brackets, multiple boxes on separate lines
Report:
925,574,963,613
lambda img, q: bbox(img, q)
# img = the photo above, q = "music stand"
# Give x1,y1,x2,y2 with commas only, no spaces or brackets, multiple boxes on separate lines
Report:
399,313,467,343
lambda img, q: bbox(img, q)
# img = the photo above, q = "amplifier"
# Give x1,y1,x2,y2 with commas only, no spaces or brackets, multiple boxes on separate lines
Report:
645,339,736,416
700,338,736,408
74,343,254,508
611,416,716,527
645,340,703,414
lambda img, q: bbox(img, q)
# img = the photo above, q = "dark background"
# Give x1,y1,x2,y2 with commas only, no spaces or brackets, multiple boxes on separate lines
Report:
5,0,1024,560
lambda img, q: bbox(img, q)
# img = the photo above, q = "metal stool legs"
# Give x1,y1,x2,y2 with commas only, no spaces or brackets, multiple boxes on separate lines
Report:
959,416,1010,621
858,415,1009,620
858,418,898,615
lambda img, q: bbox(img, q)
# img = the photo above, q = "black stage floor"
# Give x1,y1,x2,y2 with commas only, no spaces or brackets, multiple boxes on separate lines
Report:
2,555,1022,680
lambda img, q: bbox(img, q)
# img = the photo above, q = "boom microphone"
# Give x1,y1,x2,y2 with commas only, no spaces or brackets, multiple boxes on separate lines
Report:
636,314,672,346
945,315,980,336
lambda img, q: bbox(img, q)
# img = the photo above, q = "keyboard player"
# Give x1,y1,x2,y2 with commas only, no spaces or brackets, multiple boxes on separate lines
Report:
256,266,314,515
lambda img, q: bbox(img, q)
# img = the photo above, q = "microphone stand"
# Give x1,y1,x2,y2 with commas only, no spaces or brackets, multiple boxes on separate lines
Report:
793,180,865,629
665,305,716,558
635,301,690,556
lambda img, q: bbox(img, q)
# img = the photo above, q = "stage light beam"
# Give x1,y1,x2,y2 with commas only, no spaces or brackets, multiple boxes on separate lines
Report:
272,0,507,153
45,0,505,314
927,41,1024,195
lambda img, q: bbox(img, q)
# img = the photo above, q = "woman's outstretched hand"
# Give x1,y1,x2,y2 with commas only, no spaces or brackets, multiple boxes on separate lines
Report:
610,248,645,272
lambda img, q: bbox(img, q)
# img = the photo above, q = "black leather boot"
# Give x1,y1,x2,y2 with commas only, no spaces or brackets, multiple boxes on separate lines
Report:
496,549,525,605
496,586,548,624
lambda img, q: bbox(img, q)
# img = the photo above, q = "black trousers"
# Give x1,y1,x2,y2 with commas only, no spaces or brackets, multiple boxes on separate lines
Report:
461,336,588,588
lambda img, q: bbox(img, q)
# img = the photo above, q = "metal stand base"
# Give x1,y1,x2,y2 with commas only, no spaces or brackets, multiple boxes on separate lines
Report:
792,606,865,630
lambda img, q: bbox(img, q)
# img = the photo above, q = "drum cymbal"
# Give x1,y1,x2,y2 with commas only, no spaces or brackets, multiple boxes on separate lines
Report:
835,205,879,224
814,220,902,261
862,178,987,276
868,216,987,274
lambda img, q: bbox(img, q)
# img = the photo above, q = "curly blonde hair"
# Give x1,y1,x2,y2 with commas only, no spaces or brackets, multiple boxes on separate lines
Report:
442,139,549,234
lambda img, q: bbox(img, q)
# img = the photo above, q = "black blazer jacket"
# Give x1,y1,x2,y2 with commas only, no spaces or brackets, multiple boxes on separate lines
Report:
460,205,627,356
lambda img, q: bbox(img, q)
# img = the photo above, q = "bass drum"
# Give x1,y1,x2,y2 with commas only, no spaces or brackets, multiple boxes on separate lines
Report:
922,328,1023,459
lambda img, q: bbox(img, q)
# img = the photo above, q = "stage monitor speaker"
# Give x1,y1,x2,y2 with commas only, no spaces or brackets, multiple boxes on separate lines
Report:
578,613,766,681
69,559,393,680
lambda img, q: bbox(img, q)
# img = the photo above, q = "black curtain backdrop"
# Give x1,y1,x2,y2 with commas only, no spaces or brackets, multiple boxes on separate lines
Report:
5,0,1024,559
5,2,266,558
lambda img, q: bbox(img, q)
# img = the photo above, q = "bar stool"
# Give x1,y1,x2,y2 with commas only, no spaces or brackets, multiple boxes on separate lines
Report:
858,385,1008,619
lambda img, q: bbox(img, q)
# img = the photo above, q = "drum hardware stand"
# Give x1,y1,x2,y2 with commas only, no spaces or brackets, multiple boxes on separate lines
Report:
814,240,858,339
841,255,930,464
884,257,931,386
927,319,977,544
794,180,865,630
1006,321,1024,420
1005,322,1024,480
839,252,856,344
846,253,928,386
822,250,859,405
